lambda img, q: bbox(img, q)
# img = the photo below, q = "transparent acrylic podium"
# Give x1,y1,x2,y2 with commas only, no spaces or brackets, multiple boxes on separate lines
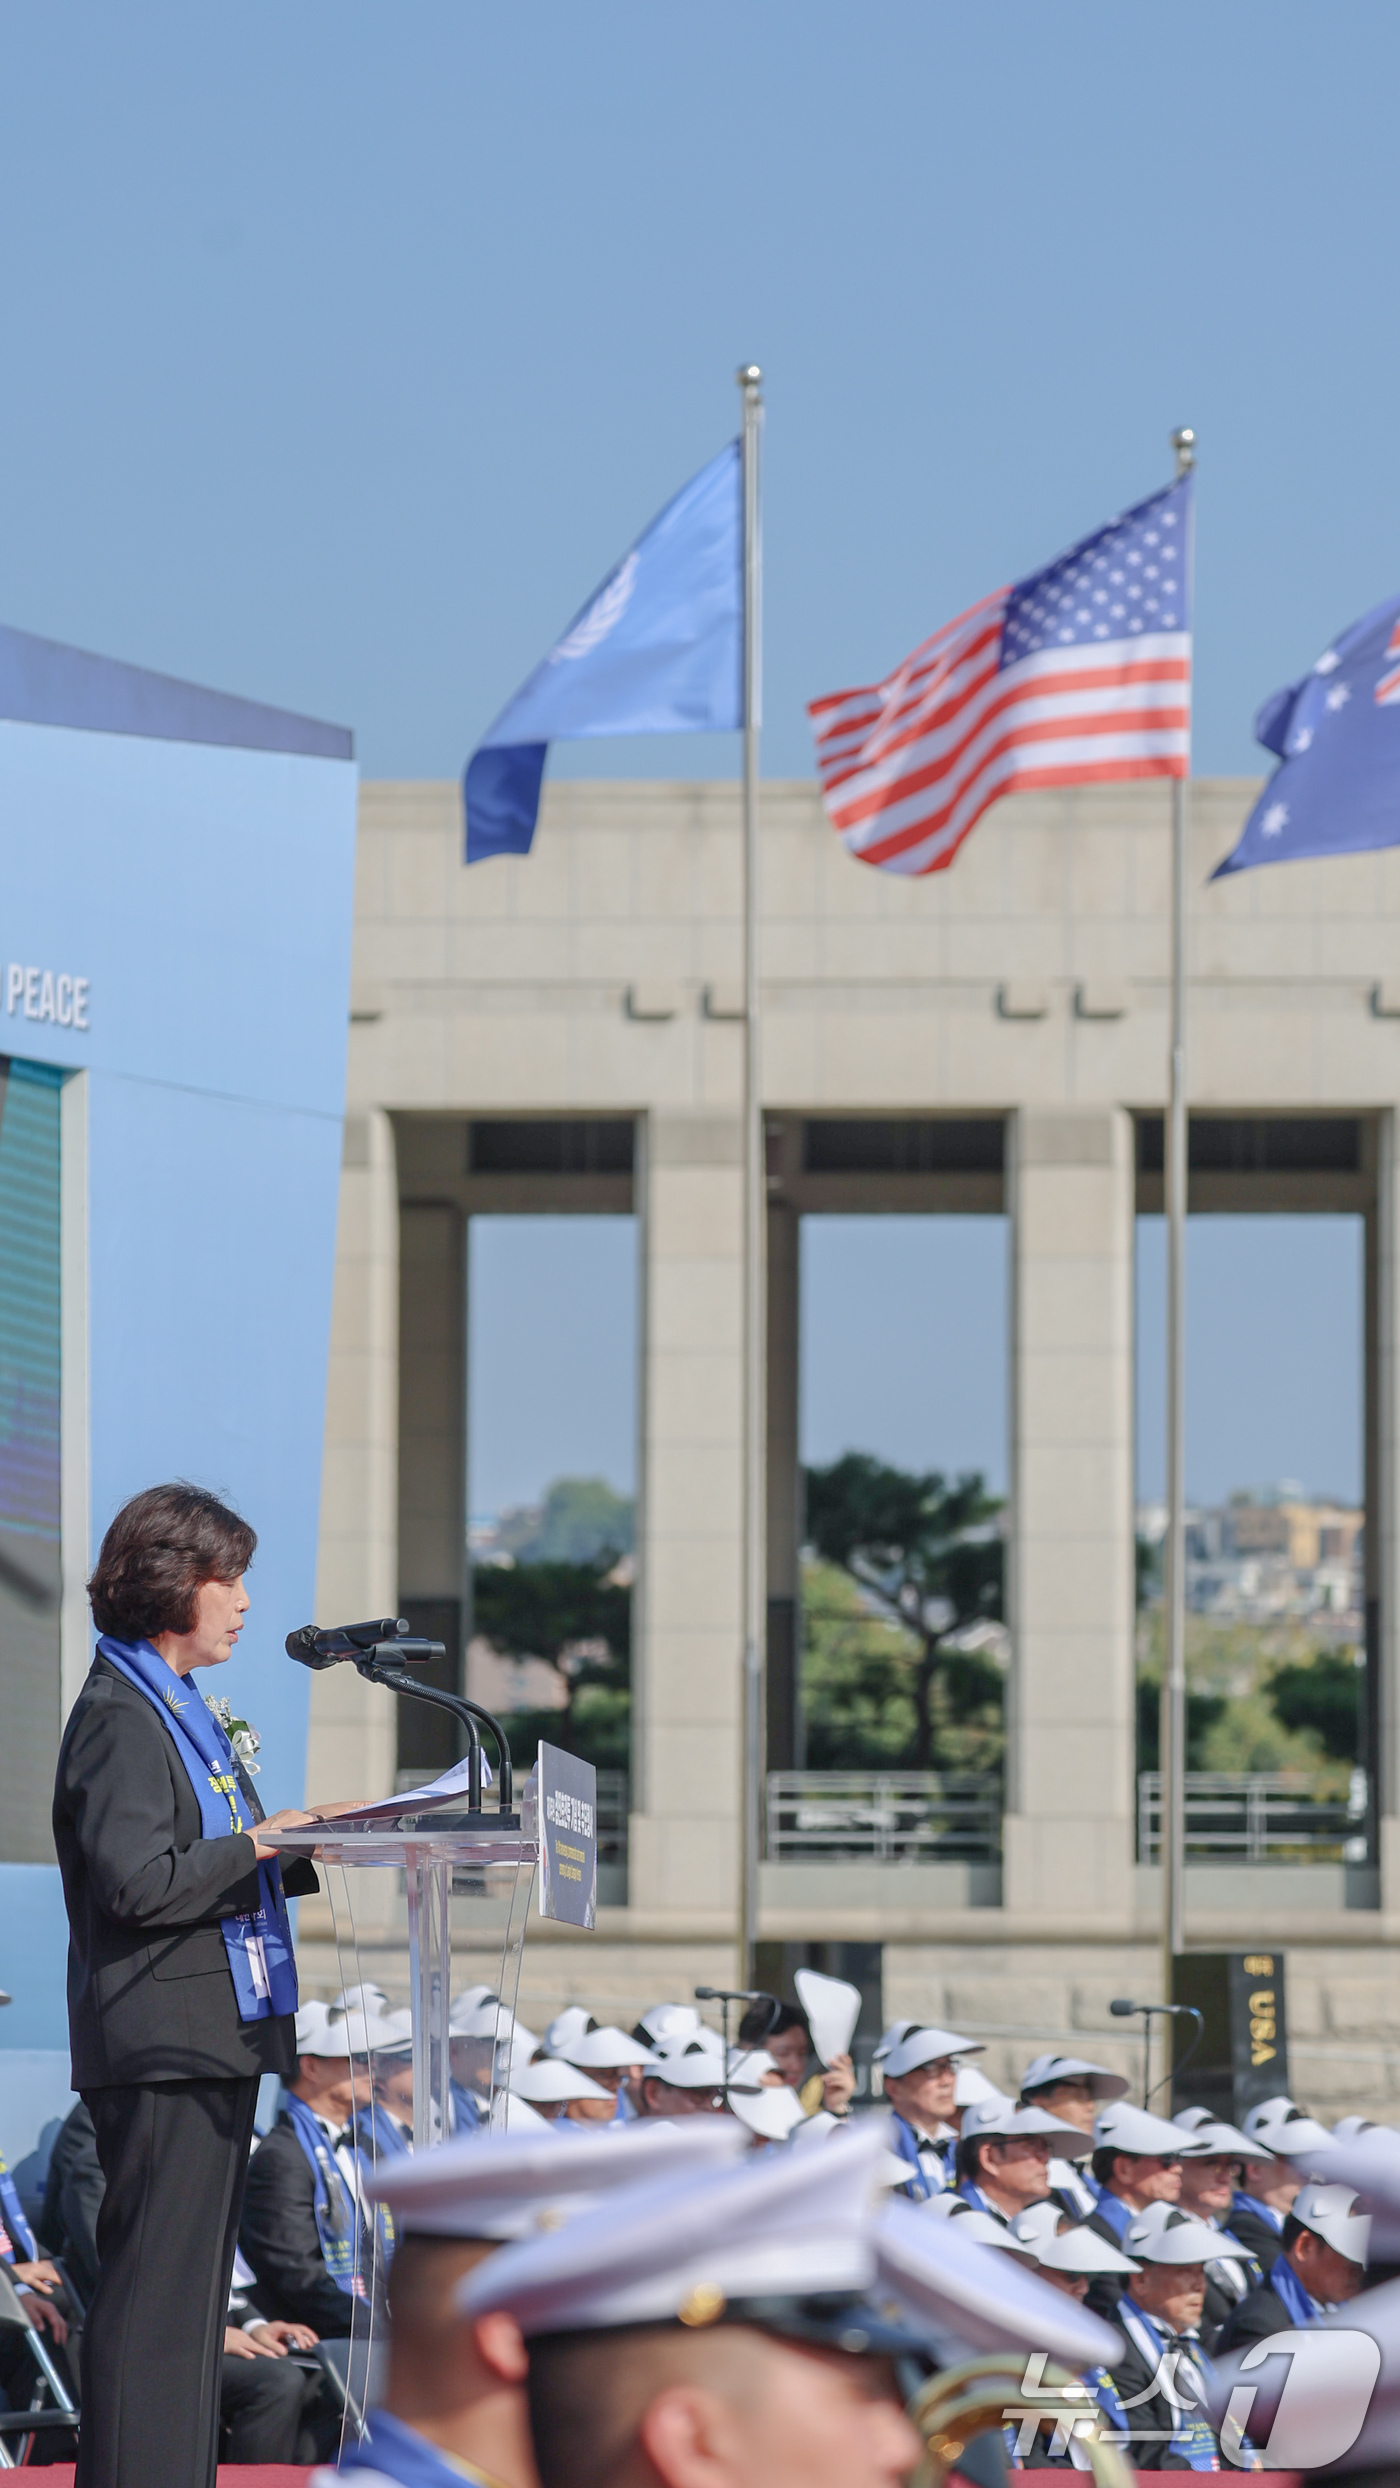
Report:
260,1787,541,2439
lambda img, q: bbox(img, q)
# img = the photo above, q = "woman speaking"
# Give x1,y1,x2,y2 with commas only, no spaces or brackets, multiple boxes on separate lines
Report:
52,1482,332,2488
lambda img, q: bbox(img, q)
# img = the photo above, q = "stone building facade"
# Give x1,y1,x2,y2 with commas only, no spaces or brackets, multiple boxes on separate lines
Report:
301,772,1400,2113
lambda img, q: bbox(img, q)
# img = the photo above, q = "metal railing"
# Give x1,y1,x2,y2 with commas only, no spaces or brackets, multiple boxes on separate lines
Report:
765,1771,1002,1862
1137,1769,1368,1863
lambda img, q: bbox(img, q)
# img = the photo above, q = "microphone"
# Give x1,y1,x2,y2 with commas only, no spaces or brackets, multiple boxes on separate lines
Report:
1111,1997,1198,2018
286,1619,418,1670
694,1987,768,2004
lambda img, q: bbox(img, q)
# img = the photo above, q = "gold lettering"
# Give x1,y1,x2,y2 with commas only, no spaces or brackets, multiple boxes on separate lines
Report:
1249,1988,1275,2013
1243,1955,1275,1976
1252,2042,1276,2066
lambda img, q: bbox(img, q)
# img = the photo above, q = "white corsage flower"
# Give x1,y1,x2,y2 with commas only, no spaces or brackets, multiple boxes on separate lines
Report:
205,1694,262,1775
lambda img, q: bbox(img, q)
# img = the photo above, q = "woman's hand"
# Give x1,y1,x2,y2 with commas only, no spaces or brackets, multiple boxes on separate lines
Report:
251,1807,317,1861
11,2258,61,2294
821,2052,857,2113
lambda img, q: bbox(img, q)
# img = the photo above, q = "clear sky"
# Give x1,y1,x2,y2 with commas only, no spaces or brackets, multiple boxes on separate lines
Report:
3,2,1400,791
2,7,1380,1517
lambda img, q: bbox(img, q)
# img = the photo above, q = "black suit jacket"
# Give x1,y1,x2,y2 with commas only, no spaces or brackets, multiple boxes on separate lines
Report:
1224,2199,1284,2274
52,1656,316,2087
1108,2319,1219,2470
1216,2275,1297,2354
238,2114,366,2338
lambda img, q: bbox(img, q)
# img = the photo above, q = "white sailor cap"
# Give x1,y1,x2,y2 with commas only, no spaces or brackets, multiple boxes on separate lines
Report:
725,2048,780,2090
1244,2107,1336,2158
1020,2052,1129,2104
1124,2206,1223,2264
1176,2116,1264,2159
644,2035,728,2093
1034,2224,1140,2279
297,2001,395,2059
364,2115,745,2241
510,2058,612,2107
633,2001,701,2047
954,2065,1004,2108
542,2006,596,2059
568,2025,654,2071
1009,2200,1068,2248
943,2206,1040,2260
872,2018,918,2063
450,1984,498,2021
450,1998,517,2041
458,2115,904,2345
1092,2100,1188,2157
1334,2115,1380,2143
373,2005,415,2061
728,2085,808,2144
875,2197,1123,2369
1291,2180,1370,2264
330,1981,392,2016
880,2024,984,2079
961,2099,1085,2145
1242,2092,1298,2138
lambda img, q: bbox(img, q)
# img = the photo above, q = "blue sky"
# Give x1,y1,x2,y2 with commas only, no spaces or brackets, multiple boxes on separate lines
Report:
3,3,1400,788
0,6,1377,1516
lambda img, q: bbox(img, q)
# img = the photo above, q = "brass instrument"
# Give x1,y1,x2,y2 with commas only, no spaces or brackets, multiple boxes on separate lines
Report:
908,2352,1137,2488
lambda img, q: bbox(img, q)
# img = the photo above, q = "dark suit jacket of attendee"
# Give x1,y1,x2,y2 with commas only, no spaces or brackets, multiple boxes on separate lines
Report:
239,2113,368,2339
1082,2202,1135,2320
1108,2317,1218,2470
52,1655,317,2087
1224,2199,1284,2275
39,2101,105,2302
1215,2272,1302,2353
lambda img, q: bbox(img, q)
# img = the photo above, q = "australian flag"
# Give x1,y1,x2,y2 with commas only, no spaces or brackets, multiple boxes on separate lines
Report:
1215,593,1400,876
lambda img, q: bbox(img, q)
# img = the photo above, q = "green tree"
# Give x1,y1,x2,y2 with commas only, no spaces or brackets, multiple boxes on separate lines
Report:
1270,1650,1361,1764
472,1556,630,1770
500,1477,634,1565
803,1452,1004,1770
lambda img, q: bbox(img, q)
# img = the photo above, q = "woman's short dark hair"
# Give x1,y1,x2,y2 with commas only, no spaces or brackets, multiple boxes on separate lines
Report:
88,1483,256,1640
737,1998,810,2049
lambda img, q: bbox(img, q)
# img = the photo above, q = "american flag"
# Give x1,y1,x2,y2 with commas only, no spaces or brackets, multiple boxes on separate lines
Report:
1375,617,1400,708
808,477,1193,877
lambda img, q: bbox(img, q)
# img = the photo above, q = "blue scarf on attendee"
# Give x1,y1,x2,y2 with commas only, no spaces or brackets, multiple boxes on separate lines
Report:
449,2081,484,2135
339,2407,491,2486
890,2112,943,2200
97,1635,297,2023
957,2179,1001,2217
283,2096,365,2299
1092,2189,1133,2244
1270,2253,1321,2326
348,2102,408,2265
1116,2299,1220,2469
0,2157,36,2263
1232,2189,1284,2235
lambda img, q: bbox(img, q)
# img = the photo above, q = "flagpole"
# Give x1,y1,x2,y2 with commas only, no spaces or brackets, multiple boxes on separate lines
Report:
1162,423,1196,2026
738,364,765,1984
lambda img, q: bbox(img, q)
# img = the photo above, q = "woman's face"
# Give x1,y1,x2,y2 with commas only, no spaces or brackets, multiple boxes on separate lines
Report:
157,1574,250,1674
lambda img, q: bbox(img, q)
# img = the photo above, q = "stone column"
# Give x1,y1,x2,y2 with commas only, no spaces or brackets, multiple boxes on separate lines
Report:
1002,1106,1137,1921
1374,1111,1400,1909
309,1108,400,1804
630,1112,744,1919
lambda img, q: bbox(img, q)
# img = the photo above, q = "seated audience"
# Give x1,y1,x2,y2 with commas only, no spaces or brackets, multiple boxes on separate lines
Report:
1217,2180,1369,2347
240,2002,380,2335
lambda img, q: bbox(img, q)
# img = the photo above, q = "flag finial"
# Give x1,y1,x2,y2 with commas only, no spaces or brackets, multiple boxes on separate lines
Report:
736,363,763,392
1170,425,1196,477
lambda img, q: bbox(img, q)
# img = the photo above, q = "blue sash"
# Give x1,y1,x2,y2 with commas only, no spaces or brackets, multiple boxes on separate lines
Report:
449,2080,484,2135
890,2111,942,2199
348,2104,407,2264
957,2179,1000,2217
283,2099,365,2298
0,2157,36,2263
1231,2189,1283,2235
97,1635,297,2023
1269,2254,1320,2326
1092,2189,1133,2243
337,2407,491,2486
1117,2299,1220,2469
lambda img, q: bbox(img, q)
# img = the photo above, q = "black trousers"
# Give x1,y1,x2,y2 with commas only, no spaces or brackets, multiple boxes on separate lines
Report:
77,2075,260,2488
219,2346,316,2464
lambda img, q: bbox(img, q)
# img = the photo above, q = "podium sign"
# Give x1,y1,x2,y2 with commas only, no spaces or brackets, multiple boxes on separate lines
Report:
538,1742,598,1928
1171,1950,1289,2123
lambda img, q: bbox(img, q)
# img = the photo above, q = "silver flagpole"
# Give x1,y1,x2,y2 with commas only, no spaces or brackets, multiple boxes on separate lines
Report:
738,364,765,1983
1162,423,1196,2018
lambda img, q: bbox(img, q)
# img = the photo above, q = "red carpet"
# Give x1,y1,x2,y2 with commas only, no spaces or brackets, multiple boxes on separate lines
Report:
40,2472,310,2485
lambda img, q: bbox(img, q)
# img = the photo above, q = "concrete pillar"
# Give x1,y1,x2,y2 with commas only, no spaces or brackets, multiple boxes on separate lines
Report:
766,1198,801,1773
396,1195,467,1778
1374,1112,1400,1908
308,1108,400,1805
631,1112,743,1918
1002,1106,1136,1921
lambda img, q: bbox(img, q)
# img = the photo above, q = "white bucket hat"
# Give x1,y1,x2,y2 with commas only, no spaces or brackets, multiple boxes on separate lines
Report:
1020,2053,1129,2104
1092,2101,1188,2157
881,2024,984,2079
1124,2206,1224,2264
1291,2180,1370,2265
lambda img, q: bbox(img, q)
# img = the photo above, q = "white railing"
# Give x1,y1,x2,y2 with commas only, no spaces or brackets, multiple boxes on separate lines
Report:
1137,1770,1368,1863
765,1771,1001,1862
